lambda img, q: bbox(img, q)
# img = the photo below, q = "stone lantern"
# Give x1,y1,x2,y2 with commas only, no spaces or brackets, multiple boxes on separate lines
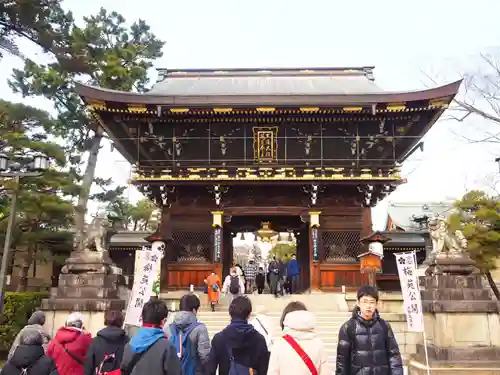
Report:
358,231,389,286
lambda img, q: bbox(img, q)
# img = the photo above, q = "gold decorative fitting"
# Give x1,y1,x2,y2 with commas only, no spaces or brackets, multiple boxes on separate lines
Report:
127,104,147,113
88,100,106,111
211,211,224,228
309,211,321,228
213,108,233,113
386,103,406,111
170,108,190,113
299,107,320,112
343,107,363,112
429,98,448,108
256,107,276,112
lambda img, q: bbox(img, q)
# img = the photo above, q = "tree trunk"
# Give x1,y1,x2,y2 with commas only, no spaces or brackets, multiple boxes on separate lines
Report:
74,129,103,251
485,271,500,300
18,245,34,292
133,220,138,231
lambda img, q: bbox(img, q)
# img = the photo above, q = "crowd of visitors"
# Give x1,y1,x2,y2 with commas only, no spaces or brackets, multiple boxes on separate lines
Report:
0,285,403,375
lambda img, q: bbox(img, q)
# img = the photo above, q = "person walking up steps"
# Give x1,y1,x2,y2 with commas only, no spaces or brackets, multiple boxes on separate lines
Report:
165,294,211,375
249,305,274,352
8,311,51,360
206,296,269,375
268,301,331,375
255,267,266,294
286,254,300,294
47,313,92,375
204,272,221,311
83,310,128,375
243,260,258,294
120,298,181,375
222,267,245,303
335,285,403,375
1,330,58,375
268,257,280,297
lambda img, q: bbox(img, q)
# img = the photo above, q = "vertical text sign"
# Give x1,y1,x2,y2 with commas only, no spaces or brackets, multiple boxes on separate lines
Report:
125,249,162,326
311,228,319,262
394,252,424,332
214,227,221,262
253,127,278,163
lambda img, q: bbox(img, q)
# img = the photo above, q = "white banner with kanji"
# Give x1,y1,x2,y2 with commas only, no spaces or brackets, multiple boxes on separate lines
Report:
394,251,424,332
124,249,162,326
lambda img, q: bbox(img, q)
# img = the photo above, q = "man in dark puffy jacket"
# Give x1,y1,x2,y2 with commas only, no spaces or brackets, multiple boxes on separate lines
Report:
84,310,129,375
336,285,403,375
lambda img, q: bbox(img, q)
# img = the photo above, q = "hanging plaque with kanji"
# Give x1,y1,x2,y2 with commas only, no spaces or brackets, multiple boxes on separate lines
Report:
253,126,278,163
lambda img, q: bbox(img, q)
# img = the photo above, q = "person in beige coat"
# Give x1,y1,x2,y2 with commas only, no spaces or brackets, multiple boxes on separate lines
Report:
267,309,331,375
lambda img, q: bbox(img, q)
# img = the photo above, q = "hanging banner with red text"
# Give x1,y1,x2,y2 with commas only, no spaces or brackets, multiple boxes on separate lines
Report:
394,251,424,332
125,249,162,326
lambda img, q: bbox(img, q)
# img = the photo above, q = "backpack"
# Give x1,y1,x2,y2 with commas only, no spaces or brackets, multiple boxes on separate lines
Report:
18,364,34,375
96,353,120,375
229,276,240,294
169,322,202,375
227,347,254,375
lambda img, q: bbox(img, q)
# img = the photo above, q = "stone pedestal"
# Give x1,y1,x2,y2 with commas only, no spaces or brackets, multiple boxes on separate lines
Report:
409,253,500,374
41,250,125,336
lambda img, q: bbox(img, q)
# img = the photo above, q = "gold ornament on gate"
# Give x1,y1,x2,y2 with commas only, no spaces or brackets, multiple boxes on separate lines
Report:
255,222,277,242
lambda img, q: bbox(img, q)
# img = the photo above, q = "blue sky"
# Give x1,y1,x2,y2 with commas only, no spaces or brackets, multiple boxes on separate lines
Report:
1,0,499,229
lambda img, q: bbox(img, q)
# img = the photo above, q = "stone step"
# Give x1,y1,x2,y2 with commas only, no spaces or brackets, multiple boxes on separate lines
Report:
164,291,349,312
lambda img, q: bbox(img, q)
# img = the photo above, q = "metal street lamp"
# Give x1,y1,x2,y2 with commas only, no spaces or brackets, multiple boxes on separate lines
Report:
0,153,8,172
496,157,500,173
0,153,49,311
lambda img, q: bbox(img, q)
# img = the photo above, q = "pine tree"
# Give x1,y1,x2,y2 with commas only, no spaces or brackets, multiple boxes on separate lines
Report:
9,8,164,251
448,190,500,299
0,100,78,291
0,0,73,59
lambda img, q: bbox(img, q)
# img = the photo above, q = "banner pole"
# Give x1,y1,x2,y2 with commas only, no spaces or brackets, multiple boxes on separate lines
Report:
413,250,431,375
422,329,431,375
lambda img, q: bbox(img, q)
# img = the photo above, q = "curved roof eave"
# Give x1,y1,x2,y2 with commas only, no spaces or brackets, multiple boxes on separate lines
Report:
74,80,462,107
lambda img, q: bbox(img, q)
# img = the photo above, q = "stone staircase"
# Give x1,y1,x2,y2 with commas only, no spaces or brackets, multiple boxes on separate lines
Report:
196,293,349,363
164,292,408,374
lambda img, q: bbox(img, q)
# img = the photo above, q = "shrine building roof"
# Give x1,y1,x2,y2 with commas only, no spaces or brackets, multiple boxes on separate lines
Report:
75,66,461,107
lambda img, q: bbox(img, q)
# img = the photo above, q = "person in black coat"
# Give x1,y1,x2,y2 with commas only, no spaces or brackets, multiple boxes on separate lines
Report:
335,285,403,375
255,267,266,294
206,296,269,375
1,330,58,375
83,310,129,375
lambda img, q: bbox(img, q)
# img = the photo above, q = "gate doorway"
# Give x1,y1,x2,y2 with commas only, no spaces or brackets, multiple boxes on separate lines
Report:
223,215,310,292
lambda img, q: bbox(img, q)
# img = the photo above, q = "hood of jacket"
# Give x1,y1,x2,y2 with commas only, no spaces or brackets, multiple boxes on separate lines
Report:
9,344,44,368
53,326,85,344
97,326,128,343
352,305,381,328
173,311,197,331
129,327,166,353
282,310,317,340
222,319,260,349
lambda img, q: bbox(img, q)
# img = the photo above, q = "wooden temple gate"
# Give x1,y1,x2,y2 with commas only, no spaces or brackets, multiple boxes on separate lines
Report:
75,66,460,292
